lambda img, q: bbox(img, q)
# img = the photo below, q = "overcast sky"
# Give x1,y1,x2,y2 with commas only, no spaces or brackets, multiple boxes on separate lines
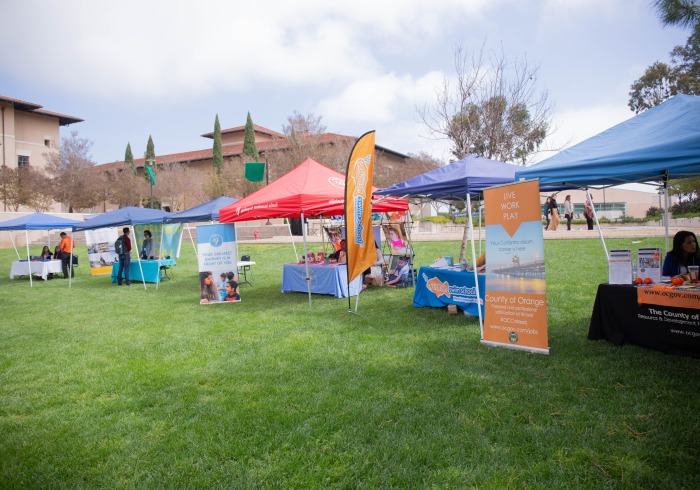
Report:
0,0,690,175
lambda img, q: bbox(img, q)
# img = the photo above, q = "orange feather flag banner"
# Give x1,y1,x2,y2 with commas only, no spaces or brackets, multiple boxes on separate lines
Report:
344,130,376,287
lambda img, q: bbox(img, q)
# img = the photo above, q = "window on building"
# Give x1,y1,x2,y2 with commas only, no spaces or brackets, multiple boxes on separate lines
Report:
17,155,29,167
44,139,51,147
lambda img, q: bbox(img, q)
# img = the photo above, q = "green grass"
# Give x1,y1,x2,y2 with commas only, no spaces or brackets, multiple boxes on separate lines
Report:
1,237,699,488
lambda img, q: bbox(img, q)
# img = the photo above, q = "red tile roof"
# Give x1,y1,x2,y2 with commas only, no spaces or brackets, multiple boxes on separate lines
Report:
201,123,285,139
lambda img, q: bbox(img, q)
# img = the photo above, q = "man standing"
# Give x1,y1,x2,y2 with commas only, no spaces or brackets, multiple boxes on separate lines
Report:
117,227,132,286
58,232,74,279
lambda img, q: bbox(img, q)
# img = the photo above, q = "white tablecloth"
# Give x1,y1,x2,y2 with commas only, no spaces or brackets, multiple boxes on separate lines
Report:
10,260,63,280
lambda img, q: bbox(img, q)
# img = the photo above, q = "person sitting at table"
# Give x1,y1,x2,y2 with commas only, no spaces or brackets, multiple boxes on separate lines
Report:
40,246,53,260
328,239,346,263
141,230,155,260
386,256,411,287
224,279,241,302
662,230,699,277
199,271,219,304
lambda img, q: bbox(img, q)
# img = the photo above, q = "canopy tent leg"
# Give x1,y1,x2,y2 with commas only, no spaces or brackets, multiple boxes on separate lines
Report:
68,229,75,288
25,230,33,288
131,225,147,290
186,223,198,258
9,231,20,260
467,194,484,338
586,189,608,259
663,173,670,256
287,220,299,262
301,211,312,311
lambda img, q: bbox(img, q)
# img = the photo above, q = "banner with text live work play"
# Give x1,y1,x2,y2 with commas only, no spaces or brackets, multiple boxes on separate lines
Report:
85,227,119,275
196,223,240,305
345,130,376,286
483,179,549,354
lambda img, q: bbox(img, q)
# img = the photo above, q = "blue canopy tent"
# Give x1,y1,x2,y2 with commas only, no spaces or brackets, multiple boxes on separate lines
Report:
165,197,238,257
515,94,700,253
376,154,525,334
375,154,521,200
165,197,238,223
0,212,82,287
73,207,174,289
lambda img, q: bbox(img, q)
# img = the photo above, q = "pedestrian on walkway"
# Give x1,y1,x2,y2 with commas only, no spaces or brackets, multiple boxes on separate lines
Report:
543,197,551,230
564,195,574,231
548,194,560,231
584,196,594,230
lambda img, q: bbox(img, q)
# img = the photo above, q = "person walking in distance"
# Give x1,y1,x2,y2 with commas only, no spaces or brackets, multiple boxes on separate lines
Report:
58,232,74,278
564,195,574,231
116,227,132,286
543,197,551,231
548,194,560,231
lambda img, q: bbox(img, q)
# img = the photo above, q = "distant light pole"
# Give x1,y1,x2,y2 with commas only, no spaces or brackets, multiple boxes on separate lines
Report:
146,157,155,209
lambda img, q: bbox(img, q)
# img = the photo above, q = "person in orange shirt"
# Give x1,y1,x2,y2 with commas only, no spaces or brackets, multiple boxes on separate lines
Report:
58,232,74,278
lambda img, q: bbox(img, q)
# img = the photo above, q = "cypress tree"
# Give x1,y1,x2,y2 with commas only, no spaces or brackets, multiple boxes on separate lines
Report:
125,143,135,174
213,114,223,175
242,112,259,161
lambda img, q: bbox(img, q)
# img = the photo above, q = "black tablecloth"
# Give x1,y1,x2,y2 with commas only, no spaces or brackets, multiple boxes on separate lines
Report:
589,284,700,357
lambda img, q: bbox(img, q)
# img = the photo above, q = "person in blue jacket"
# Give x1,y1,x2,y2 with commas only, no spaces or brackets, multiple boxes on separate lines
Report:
662,230,699,276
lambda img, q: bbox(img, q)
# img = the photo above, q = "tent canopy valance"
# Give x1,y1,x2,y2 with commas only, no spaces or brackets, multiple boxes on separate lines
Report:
514,94,700,188
219,158,407,223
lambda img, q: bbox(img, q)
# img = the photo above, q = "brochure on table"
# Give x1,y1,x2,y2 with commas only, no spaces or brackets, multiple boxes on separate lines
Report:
637,248,661,283
608,249,632,284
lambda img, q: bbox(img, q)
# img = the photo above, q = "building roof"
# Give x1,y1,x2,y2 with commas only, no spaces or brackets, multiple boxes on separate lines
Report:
100,125,408,169
201,123,285,139
0,95,83,126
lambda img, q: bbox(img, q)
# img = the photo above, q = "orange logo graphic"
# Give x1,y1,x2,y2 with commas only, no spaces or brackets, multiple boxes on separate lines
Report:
426,277,451,298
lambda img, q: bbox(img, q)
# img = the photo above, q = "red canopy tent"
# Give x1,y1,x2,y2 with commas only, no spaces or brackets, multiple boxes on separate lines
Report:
218,158,407,309
219,158,407,222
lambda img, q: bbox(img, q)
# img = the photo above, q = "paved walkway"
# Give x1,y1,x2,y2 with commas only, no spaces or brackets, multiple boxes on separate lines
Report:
239,224,699,244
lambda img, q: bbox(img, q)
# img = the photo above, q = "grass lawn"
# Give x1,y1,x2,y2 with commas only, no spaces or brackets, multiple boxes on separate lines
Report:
1,236,699,488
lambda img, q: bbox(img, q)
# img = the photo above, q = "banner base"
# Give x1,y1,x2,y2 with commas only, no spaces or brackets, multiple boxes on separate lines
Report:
480,339,550,355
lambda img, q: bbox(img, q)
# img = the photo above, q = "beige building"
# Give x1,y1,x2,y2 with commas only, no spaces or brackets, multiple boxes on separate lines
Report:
542,187,671,219
0,95,82,172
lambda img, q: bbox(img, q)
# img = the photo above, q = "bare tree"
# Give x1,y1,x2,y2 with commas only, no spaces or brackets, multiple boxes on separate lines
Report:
45,132,102,212
105,163,149,209
155,163,206,212
418,42,553,165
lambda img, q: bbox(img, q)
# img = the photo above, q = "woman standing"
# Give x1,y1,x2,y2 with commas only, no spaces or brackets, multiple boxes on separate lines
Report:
548,194,560,231
564,195,574,231
584,196,594,230
662,231,699,277
543,197,551,230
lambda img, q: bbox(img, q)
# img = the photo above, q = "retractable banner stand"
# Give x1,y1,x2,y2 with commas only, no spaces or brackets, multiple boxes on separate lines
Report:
196,223,239,305
85,227,119,275
482,180,550,354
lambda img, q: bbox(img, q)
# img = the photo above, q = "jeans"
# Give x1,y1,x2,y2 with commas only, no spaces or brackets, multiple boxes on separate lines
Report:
61,253,74,278
118,253,131,284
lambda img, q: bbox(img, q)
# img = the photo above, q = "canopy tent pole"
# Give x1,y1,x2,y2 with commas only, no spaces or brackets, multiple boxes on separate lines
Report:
478,200,483,255
9,231,20,260
287,220,299,262
68,229,75,288
663,172,670,255
467,193,484,337
301,211,312,311
25,230,33,287
186,224,198,257
586,189,608,259
131,225,147,290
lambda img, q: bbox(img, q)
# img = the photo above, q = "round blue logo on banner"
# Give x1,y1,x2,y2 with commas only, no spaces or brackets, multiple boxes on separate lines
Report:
209,234,223,247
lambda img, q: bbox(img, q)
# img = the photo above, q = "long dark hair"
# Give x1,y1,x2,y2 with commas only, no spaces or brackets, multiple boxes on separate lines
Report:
670,230,699,266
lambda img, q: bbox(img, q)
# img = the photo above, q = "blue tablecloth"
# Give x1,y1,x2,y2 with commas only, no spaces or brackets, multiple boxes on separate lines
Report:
282,263,361,298
111,259,176,284
413,266,485,316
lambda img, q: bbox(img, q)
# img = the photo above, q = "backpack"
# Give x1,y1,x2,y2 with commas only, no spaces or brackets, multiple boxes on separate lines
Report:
115,236,125,255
